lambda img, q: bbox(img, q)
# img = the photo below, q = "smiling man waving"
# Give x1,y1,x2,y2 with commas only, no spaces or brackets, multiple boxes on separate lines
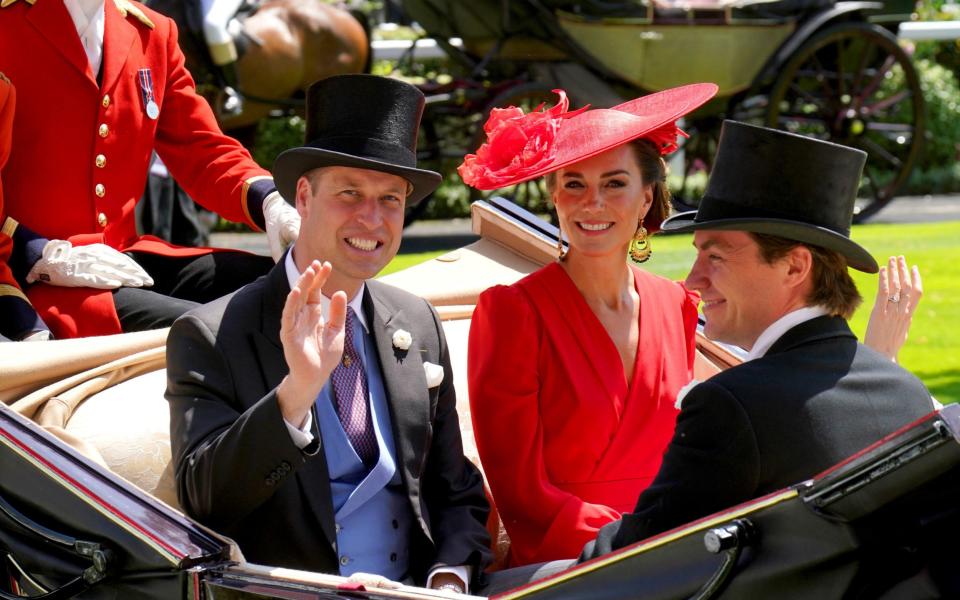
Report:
165,75,491,594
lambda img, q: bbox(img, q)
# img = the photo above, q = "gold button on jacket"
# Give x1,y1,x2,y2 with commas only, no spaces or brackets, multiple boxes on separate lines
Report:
98,124,109,138
101,94,110,108
97,212,108,227
95,154,106,168
95,184,105,197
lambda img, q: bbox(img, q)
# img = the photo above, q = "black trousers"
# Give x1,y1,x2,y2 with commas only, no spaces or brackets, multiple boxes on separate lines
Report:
112,251,273,332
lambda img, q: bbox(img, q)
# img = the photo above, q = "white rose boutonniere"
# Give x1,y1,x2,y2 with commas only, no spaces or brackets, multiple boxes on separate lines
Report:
675,379,701,410
392,329,412,351
423,361,444,388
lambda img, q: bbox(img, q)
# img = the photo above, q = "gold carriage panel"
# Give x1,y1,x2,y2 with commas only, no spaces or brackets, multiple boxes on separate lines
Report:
556,13,796,96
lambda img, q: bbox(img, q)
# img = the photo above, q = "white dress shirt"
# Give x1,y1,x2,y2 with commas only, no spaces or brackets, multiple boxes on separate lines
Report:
745,305,830,361
63,0,105,77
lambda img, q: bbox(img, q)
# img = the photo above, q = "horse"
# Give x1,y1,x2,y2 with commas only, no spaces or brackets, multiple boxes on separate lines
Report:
147,0,369,137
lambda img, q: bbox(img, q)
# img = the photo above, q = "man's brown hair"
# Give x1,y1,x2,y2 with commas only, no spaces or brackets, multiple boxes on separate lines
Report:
750,232,863,319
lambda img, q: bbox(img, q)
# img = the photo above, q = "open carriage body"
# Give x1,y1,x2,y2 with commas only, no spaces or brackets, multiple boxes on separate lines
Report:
405,0,924,222
0,201,958,599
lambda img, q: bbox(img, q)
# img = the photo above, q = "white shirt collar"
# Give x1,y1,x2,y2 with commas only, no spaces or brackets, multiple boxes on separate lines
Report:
63,0,105,76
745,305,831,361
284,246,368,332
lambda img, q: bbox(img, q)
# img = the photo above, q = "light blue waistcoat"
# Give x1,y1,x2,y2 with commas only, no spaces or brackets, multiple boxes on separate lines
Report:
315,317,414,580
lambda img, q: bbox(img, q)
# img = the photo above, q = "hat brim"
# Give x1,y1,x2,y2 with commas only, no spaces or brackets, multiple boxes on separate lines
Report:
468,83,719,191
273,147,442,206
661,211,879,273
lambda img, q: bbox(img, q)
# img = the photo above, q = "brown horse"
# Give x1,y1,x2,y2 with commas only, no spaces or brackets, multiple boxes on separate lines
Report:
147,0,369,132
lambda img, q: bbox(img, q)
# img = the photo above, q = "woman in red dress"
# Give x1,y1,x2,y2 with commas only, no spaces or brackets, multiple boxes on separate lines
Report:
460,84,719,566
460,85,925,569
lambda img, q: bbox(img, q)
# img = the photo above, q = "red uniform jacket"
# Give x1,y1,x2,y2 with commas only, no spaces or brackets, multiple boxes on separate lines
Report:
0,0,275,338
0,74,45,340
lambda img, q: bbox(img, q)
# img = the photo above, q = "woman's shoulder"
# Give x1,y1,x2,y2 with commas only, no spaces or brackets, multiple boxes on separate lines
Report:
478,263,563,306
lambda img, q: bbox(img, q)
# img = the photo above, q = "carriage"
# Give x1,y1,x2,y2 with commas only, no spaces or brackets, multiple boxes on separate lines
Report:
1,199,958,599
403,0,924,222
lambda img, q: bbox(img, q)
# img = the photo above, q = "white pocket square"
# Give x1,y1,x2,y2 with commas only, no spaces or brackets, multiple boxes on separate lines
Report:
423,361,444,388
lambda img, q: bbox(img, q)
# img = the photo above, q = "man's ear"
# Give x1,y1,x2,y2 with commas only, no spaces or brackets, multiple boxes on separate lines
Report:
294,175,312,218
783,244,813,290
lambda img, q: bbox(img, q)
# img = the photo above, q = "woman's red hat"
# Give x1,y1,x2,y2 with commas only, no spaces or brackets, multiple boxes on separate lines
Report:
459,83,718,190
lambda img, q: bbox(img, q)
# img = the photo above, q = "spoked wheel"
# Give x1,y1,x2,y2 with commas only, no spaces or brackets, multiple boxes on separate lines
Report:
766,22,924,222
467,81,560,218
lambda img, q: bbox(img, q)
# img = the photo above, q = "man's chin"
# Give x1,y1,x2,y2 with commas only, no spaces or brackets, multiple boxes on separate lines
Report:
342,261,391,282
703,324,729,344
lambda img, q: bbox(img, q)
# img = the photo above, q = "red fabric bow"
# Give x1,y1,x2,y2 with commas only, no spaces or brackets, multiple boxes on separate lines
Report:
644,121,689,155
458,90,588,189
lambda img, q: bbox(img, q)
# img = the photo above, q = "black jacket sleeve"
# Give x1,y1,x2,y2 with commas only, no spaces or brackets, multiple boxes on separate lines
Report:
582,381,760,560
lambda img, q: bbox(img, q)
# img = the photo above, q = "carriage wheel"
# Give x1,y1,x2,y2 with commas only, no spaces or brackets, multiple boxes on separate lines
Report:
467,82,561,218
766,22,924,222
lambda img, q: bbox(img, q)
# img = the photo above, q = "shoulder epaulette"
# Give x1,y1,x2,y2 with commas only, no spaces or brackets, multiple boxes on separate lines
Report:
0,0,37,8
1,217,17,239
113,0,155,29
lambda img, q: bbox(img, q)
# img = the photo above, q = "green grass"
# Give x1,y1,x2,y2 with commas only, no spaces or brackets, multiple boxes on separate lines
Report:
381,251,446,276
382,221,960,404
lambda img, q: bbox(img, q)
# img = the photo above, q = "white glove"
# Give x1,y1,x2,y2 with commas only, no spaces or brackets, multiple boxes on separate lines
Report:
263,191,300,262
26,240,154,289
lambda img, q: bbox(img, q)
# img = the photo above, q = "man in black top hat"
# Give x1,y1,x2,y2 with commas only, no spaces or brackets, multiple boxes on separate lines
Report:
165,75,491,593
581,121,935,559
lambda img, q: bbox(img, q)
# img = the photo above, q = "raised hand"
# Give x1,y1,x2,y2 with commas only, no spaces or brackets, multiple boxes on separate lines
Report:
863,255,923,363
276,260,347,427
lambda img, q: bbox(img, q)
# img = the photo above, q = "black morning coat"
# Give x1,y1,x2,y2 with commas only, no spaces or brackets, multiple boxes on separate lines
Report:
583,315,933,558
166,254,492,585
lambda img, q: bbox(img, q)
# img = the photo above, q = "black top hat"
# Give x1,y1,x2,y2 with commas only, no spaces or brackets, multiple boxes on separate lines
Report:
661,121,878,273
272,75,441,205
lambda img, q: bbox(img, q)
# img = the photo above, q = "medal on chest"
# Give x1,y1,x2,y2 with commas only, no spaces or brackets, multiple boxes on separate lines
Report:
137,68,160,120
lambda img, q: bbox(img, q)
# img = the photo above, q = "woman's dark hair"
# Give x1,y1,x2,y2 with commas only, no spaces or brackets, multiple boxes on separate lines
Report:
544,139,670,232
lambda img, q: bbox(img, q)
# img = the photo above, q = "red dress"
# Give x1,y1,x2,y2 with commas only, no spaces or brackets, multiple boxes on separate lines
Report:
468,262,699,566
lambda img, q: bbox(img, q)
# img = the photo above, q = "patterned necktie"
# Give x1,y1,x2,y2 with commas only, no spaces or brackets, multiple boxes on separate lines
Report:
330,308,378,465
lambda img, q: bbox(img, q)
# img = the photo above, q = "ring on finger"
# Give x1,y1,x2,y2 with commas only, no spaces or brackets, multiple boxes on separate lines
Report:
887,295,900,303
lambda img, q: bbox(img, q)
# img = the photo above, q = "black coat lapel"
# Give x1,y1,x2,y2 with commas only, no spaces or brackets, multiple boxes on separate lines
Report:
766,315,856,356
252,253,337,551
251,259,291,391
364,285,430,484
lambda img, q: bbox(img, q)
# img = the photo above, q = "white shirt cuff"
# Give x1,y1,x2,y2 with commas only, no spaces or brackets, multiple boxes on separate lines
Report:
426,565,471,593
284,411,314,449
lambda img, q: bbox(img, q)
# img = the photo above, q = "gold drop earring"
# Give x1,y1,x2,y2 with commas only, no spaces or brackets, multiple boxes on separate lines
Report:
628,222,651,264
